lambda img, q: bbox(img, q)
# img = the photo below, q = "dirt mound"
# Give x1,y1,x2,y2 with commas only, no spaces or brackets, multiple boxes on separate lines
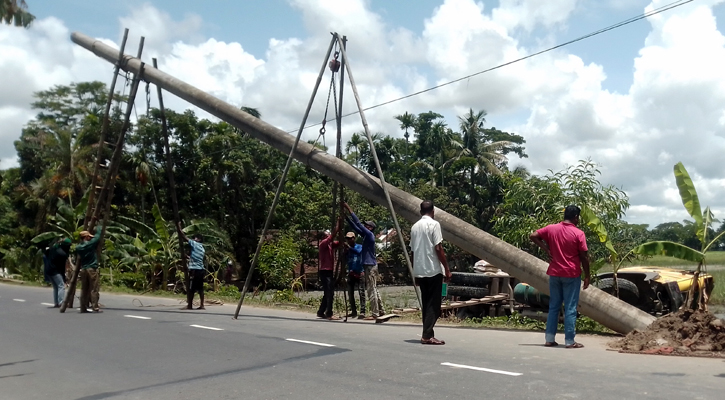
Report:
610,310,725,357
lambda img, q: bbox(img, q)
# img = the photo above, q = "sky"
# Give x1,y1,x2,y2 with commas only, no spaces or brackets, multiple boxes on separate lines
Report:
1,0,725,229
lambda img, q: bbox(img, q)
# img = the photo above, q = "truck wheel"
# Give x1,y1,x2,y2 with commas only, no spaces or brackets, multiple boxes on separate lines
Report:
447,285,490,298
595,278,640,307
450,272,492,287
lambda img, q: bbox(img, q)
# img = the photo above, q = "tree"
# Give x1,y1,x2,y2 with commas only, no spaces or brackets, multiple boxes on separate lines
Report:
494,159,629,265
1,0,34,27
344,132,365,168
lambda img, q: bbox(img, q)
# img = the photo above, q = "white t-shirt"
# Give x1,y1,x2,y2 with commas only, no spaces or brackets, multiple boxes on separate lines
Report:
410,215,444,278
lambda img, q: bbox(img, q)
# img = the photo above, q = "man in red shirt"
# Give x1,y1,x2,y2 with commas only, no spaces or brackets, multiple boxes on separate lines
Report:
530,205,590,349
317,218,342,320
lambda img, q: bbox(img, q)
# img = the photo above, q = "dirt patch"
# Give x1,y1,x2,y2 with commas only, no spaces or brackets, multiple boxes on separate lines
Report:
610,310,725,357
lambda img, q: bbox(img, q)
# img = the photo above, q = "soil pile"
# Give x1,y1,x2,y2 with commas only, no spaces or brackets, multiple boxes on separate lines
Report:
610,310,725,357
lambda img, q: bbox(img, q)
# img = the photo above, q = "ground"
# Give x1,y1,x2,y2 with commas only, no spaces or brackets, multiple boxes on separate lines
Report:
2,283,725,400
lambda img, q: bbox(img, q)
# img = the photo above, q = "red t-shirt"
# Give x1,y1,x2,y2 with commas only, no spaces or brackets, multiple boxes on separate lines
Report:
318,236,341,271
536,222,588,278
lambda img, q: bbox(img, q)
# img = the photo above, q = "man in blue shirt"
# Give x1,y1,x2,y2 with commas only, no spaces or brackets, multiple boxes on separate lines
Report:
344,231,366,319
343,202,385,319
178,222,206,310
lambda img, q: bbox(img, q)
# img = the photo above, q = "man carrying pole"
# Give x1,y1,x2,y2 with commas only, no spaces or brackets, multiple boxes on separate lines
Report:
76,222,103,313
343,202,385,320
344,231,365,319
317,218,343,320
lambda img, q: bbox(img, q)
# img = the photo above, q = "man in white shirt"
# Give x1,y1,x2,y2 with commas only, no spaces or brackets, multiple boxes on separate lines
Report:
410,200,452,345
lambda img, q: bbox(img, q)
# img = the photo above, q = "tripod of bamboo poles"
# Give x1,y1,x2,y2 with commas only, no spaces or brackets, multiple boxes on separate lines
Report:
61,34,146,312
233,32,421,319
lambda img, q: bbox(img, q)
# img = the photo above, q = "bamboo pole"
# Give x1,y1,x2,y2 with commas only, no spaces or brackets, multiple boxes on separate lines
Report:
153,58,188,291
232,34,338,319
70,31,656,333
334,32,422,308
60,36,145,313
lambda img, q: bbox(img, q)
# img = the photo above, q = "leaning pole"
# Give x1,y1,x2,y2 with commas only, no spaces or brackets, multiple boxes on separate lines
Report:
71,31,655,334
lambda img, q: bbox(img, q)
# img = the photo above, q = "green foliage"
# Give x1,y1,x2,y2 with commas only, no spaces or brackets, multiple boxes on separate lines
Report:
257,233,301,290
494,159,629,262
630,241,704,263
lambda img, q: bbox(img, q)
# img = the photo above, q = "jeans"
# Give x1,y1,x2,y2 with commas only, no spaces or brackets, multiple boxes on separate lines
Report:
347,272,366,316
546,276,581,346
50,273,65,306
317,270,334,317
416,274,443,340
364,265,385,316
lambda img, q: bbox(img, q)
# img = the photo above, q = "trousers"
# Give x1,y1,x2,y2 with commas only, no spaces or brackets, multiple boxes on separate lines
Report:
416,274,443,339
79,268,100,311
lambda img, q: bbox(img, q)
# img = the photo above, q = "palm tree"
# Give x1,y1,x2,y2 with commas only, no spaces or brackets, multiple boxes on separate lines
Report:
345,132,365,167
394,112,416,187
459,108,487,153
1,0,35,27
419,122,463,187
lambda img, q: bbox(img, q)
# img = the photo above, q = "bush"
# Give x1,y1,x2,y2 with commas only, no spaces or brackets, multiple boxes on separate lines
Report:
257,233,301,290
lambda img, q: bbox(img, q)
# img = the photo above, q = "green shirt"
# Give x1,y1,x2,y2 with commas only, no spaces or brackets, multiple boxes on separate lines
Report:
76,227,102,269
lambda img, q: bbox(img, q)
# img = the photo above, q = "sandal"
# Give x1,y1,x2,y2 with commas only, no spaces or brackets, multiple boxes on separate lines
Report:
544,342,559,347
325,316,341,320
363,316,376,320
566,342,584,349
421,337,446,345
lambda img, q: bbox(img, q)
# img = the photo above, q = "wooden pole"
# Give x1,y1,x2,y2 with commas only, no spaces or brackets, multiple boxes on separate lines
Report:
232,34,338,319
334,32,422,308
60,36,145,313
84,28,129,229
153,57,187,291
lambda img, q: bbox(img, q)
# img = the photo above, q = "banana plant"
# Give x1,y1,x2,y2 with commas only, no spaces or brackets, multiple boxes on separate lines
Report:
626,163,724,310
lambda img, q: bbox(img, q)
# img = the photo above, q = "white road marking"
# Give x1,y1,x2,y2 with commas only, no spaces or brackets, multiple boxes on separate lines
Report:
41,302,55,306
13,299,26,302
285,338,335,347
124,315,151,320
441,362,522,376
190,324,224,331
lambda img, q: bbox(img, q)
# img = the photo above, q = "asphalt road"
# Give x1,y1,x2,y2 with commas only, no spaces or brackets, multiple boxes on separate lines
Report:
1,283,724,400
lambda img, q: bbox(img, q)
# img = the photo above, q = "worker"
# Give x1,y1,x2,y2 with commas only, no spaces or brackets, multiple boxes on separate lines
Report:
410,200,451,345
344,231,366,319
177,222,206,310
77,226,103,313
48,238,72,307
317,218,342,319
529,205,590,349
343,202,385,320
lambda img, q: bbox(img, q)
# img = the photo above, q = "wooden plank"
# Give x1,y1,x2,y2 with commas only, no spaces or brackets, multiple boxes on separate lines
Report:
441,294,508,310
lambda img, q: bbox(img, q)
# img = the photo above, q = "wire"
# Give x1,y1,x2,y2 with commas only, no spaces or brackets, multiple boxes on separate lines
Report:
200,0,693,158
283,0,694,134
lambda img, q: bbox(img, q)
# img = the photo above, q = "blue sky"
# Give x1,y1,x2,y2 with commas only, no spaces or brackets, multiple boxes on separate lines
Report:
3,0,725,227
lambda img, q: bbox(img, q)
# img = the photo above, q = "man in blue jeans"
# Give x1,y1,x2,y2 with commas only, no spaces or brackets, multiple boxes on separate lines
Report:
530,205,590,349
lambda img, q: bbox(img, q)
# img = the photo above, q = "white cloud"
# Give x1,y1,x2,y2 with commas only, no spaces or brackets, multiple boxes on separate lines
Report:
1,0,724,229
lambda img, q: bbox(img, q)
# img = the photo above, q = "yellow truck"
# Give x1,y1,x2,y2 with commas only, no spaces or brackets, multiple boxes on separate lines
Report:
513,267,714,316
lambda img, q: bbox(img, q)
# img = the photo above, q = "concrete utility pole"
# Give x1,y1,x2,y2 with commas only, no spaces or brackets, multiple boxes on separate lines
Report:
71,31,656,334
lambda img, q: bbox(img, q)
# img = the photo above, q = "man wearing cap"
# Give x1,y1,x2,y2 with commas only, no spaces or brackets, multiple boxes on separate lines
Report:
317,218,342,319
76,226,103,313
343,202,385,319
344,231,365,319
177,222,206,310
48,238,72,307
410,200,451,345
